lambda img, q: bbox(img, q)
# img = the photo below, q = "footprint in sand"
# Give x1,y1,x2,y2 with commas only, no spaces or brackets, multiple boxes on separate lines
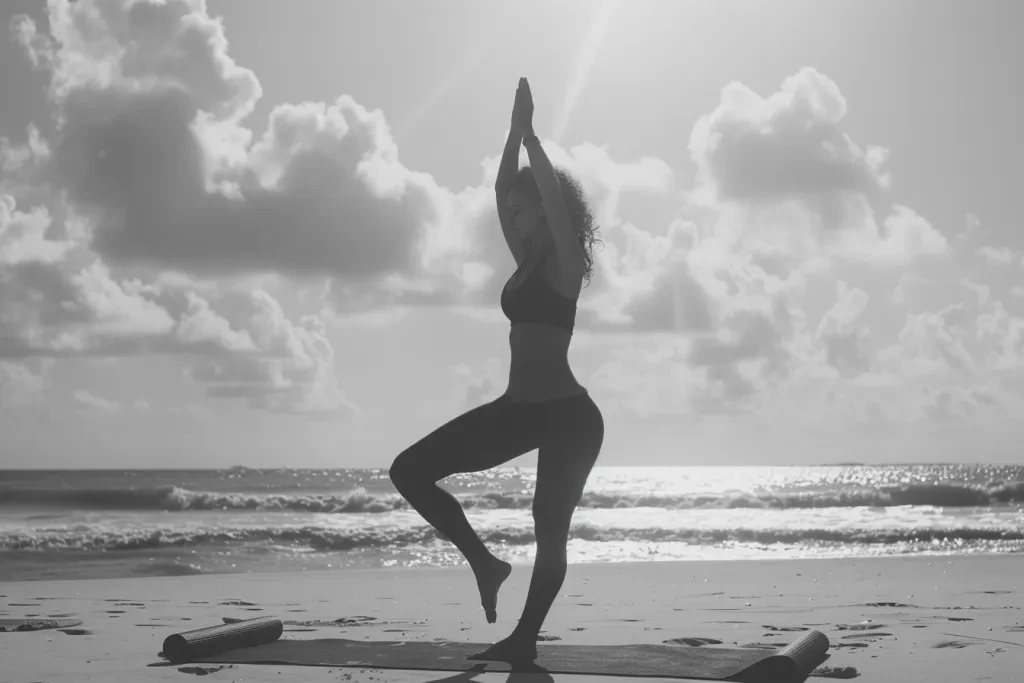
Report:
8,603,41,607
242,608,263,612
762,625,809,632
836,623,886,631
663,637,723,647
947,617,973,622
105,610,126,614
812,665,860,679
333,616,377,626
934,640,979,649
178,665,231,676
862,602,916,608
841,633,893,641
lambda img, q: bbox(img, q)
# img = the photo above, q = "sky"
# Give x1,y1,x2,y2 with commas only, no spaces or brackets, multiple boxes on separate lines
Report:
1,0,1023,469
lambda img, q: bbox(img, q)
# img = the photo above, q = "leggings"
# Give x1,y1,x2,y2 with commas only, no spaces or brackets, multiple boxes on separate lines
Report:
389,392,604,635
390,392,605,506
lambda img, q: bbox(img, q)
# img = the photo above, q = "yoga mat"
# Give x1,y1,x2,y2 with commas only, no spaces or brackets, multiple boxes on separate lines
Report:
203,629,830,681
0,618,83,633
161,616,283,664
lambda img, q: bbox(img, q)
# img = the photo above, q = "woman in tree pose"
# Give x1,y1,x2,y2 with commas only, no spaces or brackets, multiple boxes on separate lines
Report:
389,77,604,663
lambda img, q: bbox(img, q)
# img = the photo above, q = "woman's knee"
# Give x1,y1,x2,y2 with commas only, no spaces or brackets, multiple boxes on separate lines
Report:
389,446,443,493
388,451,421,492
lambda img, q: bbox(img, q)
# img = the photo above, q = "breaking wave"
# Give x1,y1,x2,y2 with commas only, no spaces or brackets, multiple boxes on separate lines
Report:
4,481,1024,513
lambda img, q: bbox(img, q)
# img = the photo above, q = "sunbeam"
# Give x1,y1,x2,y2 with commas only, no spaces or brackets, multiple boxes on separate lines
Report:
552,0,620,143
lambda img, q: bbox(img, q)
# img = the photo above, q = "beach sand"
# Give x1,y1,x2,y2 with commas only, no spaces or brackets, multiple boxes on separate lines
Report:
2,555,1020,682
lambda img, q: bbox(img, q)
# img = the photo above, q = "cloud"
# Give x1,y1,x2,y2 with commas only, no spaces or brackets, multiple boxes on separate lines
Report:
688,68,946,267
690,67,890,207
186,289,359,417
0,193,356,416
978,245,1014,266
451,357,504,409
73,389,120,413
815,281,871,376
15,0,448,302
5,0,1016,439
0,358,51,409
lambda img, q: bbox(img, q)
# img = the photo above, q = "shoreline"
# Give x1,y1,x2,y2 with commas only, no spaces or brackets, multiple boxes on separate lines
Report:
3,548,1022,585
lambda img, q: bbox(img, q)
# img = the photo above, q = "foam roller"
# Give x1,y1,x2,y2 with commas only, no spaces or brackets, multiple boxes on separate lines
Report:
162,616,283,663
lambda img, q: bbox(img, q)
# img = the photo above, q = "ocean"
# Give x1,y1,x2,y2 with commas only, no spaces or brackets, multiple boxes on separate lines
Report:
1,465,1022,582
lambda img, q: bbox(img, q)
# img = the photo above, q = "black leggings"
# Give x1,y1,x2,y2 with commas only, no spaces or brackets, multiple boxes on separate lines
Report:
392,392,603,486
389,392,604,634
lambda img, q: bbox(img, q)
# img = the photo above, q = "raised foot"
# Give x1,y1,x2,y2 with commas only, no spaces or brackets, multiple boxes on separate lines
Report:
467,633,538,663
473,558,512,624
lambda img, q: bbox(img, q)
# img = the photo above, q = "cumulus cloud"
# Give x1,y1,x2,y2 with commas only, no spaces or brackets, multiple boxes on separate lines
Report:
688,68,946,267
4,0,1016,437
978,245,1014,266
815,281,871,376
690,67,890,207
73,389,120,413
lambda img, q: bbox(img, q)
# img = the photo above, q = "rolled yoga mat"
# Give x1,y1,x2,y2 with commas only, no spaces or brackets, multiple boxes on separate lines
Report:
201,629,831,681
161,616,283,664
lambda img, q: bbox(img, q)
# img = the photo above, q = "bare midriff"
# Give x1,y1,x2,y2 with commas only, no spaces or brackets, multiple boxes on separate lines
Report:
503,323,587,402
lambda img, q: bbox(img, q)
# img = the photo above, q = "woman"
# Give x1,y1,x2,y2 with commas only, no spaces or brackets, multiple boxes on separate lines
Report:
389,77,604,663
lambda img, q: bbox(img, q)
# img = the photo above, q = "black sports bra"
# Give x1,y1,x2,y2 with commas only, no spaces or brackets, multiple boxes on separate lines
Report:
500,259,577,334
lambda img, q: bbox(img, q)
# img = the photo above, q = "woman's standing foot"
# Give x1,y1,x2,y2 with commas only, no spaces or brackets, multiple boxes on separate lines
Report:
468,631,539,663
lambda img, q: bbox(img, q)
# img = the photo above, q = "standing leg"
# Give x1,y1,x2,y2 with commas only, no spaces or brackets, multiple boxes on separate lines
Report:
470,394,605,661
389,396,540,623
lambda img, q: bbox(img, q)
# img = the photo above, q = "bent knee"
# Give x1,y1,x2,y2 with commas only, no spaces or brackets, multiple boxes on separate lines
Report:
388,452,432,491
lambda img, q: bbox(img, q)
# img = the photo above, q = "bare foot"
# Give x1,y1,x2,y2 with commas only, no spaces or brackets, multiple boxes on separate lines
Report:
468,632,538,663
472,557,511,624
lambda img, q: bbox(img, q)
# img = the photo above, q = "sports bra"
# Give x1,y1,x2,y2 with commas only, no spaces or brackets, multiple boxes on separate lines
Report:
500,258,578,334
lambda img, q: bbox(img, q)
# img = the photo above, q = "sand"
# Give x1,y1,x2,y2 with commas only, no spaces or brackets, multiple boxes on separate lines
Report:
1,555,1021,682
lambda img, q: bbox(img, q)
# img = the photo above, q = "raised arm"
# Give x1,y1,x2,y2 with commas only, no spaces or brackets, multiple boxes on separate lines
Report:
495,126,525,266
515,79,587,275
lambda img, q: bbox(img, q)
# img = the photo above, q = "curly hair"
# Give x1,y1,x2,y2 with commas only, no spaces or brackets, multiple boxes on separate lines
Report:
510,165,602,284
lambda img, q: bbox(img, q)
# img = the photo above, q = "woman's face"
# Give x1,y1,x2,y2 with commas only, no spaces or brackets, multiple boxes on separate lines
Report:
508,187,549,250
